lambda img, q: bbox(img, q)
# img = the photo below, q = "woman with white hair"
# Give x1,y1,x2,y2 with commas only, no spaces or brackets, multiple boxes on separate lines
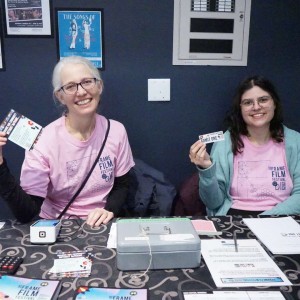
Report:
0,56,134,227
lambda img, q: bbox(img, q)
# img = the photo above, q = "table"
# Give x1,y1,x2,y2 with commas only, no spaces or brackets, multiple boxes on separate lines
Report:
1,215,300,300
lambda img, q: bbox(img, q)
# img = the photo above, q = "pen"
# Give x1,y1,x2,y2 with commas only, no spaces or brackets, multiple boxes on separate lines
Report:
233,231,238,252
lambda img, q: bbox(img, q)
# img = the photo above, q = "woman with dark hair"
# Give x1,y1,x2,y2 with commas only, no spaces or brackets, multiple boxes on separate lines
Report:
189,75,300,216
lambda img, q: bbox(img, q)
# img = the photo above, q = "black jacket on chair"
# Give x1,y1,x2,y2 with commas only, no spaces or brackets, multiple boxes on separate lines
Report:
124,158,177,217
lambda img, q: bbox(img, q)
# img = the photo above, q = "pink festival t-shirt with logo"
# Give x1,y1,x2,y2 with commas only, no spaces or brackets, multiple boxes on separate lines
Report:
230,135,293,211
20,115,135,219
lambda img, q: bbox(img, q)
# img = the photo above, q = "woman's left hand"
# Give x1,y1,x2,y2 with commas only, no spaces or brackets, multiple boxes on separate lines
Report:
86,208,114,227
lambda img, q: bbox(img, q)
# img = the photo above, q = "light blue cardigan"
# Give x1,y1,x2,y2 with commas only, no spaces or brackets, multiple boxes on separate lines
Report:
198,126,300,216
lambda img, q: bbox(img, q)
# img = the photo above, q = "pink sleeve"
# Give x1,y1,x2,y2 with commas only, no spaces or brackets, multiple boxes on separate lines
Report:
20,149,50,198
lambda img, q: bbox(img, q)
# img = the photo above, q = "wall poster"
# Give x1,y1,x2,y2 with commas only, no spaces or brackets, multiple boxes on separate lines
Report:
55,8,104,70
0,37,3,70
0,8,5,70
2,0,52,36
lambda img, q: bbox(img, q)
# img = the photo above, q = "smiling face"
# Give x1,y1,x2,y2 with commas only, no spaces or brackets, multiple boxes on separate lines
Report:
240,86,276,132
55,62,102,118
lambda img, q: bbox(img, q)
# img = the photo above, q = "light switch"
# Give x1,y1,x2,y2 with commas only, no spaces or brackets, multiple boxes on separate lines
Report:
148,79,170,101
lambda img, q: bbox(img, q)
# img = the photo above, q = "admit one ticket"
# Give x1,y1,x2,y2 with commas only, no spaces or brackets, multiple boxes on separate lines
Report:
199,131,224,144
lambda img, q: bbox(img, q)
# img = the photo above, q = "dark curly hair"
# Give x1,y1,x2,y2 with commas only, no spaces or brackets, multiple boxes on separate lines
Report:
224,76,284,155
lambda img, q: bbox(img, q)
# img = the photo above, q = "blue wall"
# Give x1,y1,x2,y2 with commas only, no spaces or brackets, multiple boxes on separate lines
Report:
0,0,299,218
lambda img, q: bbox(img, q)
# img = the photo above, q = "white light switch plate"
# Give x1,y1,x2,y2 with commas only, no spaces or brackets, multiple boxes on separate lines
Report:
148,79,170,101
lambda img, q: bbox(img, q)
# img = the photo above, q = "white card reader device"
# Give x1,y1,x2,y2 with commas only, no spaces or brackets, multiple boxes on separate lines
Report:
30,219,61,244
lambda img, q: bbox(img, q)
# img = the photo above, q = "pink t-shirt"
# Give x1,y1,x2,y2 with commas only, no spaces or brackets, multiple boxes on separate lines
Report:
20,115,135,219
230,136,293,211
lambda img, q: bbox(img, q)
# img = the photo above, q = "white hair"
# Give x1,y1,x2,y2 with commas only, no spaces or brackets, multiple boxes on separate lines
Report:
52,56,102,93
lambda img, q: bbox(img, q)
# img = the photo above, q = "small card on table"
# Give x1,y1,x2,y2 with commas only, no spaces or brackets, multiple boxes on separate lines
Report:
191,219,222,236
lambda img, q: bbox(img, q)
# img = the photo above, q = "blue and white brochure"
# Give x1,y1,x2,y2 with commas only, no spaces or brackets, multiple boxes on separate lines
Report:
73,287,148,300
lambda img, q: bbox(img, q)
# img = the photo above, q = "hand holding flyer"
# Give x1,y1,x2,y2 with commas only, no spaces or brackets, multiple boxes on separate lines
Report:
0,109,42,151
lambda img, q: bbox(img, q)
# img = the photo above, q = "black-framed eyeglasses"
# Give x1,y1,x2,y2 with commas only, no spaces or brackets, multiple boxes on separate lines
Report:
59,78,98,95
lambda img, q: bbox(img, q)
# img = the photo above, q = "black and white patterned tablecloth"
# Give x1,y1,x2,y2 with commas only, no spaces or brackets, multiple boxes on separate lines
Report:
1,215,300,300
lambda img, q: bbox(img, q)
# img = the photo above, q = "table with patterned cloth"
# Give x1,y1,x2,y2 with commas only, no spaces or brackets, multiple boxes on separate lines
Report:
0,215,300,300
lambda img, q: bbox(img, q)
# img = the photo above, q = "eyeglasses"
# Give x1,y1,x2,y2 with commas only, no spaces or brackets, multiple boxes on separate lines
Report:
59,78,98,95
240,95,272,111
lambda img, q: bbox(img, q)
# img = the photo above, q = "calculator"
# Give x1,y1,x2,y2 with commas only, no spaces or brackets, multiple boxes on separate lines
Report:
0,256,23,274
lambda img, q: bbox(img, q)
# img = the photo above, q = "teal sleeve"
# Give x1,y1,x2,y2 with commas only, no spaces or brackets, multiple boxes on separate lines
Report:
198,132,233,215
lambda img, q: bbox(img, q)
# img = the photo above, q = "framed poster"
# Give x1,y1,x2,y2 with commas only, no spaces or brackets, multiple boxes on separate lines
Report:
2,0,52,37
0,9,5,70
55,8,104,70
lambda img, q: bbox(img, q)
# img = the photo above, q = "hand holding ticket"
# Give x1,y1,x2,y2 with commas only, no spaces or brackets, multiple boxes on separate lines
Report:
199,131,224,144
190,131,224,169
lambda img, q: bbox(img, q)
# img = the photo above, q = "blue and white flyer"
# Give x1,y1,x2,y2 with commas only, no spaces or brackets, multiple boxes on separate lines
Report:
74,287,148,300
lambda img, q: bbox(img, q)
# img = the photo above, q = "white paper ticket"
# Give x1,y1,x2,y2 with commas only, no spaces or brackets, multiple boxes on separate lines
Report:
199,131,224,144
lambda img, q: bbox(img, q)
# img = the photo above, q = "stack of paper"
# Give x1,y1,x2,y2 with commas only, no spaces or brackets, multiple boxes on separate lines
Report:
201,239,291,288
243,216,300,254
107,222,117,248
183,290,287,300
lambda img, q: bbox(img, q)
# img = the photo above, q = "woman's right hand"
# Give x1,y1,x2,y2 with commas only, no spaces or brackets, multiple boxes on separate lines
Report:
189,140,212,169
0,132,8,165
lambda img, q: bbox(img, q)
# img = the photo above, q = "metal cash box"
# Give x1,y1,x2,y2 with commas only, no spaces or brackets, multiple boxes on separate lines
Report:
116,218,201,271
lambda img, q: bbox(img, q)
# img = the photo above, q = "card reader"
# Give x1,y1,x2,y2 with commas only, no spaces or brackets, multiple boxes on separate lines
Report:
30,219,61,244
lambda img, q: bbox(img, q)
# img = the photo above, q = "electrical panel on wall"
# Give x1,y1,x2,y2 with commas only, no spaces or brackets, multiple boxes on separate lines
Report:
173,0,251,66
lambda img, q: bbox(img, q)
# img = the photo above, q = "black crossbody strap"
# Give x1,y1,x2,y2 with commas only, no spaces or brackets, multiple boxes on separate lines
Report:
58,118,111,219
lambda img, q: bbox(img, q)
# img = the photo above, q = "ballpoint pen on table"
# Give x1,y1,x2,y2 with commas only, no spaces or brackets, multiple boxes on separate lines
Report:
233,231,238,252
